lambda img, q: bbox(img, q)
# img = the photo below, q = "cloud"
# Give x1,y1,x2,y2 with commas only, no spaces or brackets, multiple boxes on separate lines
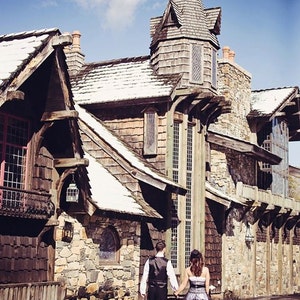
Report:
71,0,145,30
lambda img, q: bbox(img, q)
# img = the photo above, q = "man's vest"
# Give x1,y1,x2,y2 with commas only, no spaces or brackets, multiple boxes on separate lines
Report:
148,256,168,288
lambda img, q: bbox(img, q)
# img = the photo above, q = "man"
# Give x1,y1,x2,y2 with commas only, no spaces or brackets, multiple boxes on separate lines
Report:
140,240,178,300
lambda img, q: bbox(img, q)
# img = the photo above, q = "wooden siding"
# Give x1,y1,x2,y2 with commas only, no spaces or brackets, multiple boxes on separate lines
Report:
0,233,54,284
0,282,65,300
205,200,222,294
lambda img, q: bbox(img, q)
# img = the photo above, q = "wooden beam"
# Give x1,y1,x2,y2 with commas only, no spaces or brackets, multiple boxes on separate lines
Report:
207,131,282,164
52,34,72,47
54,157,89,167
41,110,78,121
6,90,25,101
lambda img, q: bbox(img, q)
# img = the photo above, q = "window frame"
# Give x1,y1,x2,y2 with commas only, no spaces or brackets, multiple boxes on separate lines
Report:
99,226,120,264
143,107,158,156
190,43,204,84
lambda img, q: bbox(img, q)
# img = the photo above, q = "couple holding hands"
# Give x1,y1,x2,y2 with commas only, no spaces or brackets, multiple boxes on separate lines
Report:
140,240,210,300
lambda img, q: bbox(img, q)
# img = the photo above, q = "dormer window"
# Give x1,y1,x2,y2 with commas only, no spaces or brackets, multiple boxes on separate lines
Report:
143,107,158,156
190,44,203,84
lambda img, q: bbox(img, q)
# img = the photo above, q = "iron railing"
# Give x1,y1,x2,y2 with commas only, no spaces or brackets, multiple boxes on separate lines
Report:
0,186,55,219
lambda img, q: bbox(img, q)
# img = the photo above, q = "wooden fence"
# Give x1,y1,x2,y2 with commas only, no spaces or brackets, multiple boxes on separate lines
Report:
0,281,65,300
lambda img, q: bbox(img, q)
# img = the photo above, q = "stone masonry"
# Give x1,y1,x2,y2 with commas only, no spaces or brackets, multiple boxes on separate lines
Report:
54,213,140,299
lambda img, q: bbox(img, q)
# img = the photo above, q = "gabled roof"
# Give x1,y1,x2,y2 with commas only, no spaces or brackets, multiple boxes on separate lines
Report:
205,7,221,35
84,152,162,218
71,56,179,105
150,0,220,49
0,29,57,92
76,104,186,195
249,87,298,118
248,86,300,141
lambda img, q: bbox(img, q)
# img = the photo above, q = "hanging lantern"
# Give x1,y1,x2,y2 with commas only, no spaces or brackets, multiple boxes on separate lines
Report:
66,174,79,203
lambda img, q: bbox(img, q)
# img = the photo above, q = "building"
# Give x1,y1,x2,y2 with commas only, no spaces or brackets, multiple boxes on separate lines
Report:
1,0,300,299
66,0,300,298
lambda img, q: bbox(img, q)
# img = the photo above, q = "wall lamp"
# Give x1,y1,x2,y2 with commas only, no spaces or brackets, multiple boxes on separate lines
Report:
245,222,254,243
62,221,74,243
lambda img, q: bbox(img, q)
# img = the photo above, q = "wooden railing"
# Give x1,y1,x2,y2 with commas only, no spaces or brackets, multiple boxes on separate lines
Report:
0,186,55,219
236,182,300,213
0,281,66,300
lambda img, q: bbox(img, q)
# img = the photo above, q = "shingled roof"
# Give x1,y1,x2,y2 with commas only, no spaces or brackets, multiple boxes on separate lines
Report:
0,28,59,92
76,104,186,194
250,87,298,117
150,0,220,49
249,86,300,141
71,56,180,105
84,152,162,218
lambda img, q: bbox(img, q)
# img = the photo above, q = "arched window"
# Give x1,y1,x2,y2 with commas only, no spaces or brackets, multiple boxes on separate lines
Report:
99,226,120,263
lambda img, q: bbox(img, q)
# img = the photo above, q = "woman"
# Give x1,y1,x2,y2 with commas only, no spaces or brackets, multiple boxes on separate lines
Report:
174,249,210,300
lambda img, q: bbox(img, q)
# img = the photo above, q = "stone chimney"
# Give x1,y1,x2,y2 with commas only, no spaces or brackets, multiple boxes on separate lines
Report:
222,46,235,62
64,30,85,76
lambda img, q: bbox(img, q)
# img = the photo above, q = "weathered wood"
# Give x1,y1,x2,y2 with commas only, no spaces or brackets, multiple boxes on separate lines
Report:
0,282,65,300
52,34,72,47
54,157,89,167
41,109,78,121
6,90,25,101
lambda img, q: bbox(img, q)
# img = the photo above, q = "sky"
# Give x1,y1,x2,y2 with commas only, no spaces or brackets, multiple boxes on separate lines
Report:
1,0,299,166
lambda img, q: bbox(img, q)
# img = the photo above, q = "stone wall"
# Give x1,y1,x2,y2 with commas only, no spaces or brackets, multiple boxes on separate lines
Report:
54,213,140,299
210,47,253,142
222,215,300,298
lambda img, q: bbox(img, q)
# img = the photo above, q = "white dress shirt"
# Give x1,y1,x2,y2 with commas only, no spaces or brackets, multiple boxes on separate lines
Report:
140,252,178,296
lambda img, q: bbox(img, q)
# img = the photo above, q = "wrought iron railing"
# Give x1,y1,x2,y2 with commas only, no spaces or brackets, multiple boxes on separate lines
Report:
0,186,55,219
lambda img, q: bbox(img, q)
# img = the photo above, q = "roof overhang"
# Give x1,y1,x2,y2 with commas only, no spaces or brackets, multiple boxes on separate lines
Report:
207,130,282,165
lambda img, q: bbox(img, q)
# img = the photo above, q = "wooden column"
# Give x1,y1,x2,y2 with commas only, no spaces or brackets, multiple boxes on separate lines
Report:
278,226,283,294
266,224,271,295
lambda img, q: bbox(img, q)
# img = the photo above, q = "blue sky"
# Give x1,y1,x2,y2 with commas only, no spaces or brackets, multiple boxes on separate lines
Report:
1,0,299,166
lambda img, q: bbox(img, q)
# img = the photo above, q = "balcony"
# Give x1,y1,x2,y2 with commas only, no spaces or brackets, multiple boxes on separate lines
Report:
0,186,55,219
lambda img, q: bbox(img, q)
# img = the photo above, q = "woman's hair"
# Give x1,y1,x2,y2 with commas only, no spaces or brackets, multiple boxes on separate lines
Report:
189,249,204,276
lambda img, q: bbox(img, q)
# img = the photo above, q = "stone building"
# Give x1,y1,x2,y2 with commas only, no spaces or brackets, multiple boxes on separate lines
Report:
65,0,300,298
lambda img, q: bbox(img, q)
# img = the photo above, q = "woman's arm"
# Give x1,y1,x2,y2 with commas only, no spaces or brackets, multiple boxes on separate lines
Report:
204,267,210,295
174,268,189,296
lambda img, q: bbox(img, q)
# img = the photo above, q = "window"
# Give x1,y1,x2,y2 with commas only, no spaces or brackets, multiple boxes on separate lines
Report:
184,123,194,266
0,113,30,208
211,48,217,88
143,107,158,156
171,122,180,268
99,226,120,263
190,44,203,84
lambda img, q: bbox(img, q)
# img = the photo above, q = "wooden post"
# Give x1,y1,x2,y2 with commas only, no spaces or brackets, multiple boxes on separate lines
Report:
266,223,271,295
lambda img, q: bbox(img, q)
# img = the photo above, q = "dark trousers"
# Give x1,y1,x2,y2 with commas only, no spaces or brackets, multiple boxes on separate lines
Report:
148,282,168,300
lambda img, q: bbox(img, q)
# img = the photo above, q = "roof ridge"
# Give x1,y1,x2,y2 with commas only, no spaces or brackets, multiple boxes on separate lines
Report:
252,86,297,93
0,28,59,41
83,55,150,67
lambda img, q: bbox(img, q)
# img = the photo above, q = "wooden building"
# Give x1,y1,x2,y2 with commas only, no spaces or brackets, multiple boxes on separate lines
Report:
0,28,85,298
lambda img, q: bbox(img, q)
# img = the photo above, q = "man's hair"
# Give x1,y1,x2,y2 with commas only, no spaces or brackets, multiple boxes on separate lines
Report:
155,240,166,252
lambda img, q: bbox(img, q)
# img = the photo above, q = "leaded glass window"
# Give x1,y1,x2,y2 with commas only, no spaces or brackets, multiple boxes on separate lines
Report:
99,226,120,263
190,44,203,84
